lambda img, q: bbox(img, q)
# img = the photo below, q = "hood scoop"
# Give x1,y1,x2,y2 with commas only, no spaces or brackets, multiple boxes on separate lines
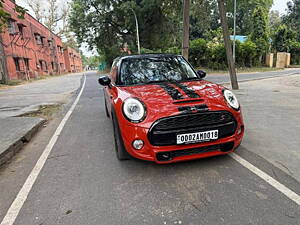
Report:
173,99,204,105
177,104,209,114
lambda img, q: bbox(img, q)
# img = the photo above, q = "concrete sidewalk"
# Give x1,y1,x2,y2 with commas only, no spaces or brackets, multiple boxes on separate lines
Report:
0,117,45,167
0,72,85,118
233,74,300,181
0,72,87,167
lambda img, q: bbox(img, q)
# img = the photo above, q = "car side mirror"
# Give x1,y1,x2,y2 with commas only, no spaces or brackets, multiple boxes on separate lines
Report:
197,70,206,78
98,76,111,87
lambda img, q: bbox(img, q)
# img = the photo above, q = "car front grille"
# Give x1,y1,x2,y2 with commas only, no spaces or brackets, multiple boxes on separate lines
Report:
148,111,237,146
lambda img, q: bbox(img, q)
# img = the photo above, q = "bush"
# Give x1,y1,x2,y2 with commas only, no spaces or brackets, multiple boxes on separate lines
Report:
189,38,207,67
238,40,258,67
164,46,181,55
140,48,156,54
289,41,300,65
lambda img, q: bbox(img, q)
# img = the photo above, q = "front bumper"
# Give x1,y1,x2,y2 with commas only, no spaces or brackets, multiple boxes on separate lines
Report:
119,115,244,164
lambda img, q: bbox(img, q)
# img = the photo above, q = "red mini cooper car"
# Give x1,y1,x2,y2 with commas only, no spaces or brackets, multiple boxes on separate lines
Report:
99,54,244,163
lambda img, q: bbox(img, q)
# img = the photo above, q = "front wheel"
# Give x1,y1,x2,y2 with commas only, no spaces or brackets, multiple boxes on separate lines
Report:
104,95,110,118
112,115,130,160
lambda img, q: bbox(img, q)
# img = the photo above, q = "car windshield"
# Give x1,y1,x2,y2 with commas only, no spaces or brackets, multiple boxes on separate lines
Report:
119,56,198,85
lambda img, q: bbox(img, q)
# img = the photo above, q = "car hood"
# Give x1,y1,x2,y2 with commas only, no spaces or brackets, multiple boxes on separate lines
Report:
118,80,229,127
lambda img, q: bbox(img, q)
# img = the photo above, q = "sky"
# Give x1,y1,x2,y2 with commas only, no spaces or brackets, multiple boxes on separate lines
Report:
272,0,288,14
16,0,289,57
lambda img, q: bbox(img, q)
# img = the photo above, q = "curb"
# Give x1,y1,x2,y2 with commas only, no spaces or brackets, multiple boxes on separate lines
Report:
0,119,45,167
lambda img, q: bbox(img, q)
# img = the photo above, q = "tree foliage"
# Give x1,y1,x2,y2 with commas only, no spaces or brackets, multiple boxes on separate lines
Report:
283,0,300,40
26,0,70,36
0,0,26,32
225,0,273,35
250,6,270,59
69,0,182,65
273,24,297,52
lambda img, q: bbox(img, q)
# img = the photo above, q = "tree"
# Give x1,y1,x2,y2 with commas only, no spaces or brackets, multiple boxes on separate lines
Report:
26,0,70,36
273,24,297,52
269,10,281,35
69,0,182,65
250,6,270,62
25,0,44,22
283,0,300,40
190,0,219,40
226,0,273,35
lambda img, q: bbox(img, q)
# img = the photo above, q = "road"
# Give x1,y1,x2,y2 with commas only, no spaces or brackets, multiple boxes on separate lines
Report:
0,73,82,118
206,68,300,84
0,71,299,225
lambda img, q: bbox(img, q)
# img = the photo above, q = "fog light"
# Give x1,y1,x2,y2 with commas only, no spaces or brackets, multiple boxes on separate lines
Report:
132,140,144,150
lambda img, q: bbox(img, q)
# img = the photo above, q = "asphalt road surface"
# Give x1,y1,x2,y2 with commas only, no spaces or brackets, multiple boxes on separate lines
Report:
0,72,299,225
206,68,300,84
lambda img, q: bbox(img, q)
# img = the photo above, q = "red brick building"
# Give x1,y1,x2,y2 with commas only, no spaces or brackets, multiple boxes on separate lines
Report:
64,47,83,73
0,0,83,82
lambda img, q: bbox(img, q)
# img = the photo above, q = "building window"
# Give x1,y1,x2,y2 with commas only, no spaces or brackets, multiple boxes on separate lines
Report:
8,19,16,34
40,36,45,46
17,24,24,37
39,60,43,70
24,58,30,70
48,40,54,48
35,34,42,45
44,61,48,71
13,58,20,71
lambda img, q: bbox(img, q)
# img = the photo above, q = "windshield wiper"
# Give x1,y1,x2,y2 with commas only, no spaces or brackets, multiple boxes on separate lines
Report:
145,80,166,84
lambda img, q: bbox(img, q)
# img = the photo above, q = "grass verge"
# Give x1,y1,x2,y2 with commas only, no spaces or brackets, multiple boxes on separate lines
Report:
199,67,283,74
19,104,62,121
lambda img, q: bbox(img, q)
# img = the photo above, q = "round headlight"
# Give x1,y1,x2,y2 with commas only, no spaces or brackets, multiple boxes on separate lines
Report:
223,89,240,110
123,98,146,123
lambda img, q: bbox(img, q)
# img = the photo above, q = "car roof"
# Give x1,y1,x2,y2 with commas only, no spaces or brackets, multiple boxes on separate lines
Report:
116,54,181,61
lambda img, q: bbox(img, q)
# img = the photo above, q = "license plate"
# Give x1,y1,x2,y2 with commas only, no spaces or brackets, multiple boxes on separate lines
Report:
177,130,218,144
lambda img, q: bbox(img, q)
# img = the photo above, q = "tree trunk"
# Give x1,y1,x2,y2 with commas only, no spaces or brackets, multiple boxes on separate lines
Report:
0,35,8,84
182,0,190,60
217,0,239,90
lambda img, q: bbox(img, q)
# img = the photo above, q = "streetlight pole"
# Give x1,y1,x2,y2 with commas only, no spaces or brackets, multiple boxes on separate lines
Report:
130,8,141,54
233,0,237,64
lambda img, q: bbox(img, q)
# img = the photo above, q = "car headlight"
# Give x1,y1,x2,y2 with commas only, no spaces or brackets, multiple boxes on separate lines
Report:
122,98,147,123
223,89,240,110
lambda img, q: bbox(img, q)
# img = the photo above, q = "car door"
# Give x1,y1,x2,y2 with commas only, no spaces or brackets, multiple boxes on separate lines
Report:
104,58,119,116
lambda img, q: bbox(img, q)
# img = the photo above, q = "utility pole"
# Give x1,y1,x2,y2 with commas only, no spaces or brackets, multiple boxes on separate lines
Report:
233,0,237,64
182,0,190,60
217,0,239,90
130,8,141,54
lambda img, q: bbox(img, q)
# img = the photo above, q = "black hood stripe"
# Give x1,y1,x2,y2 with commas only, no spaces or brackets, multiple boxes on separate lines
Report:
159,83,184,100
173,83,201,99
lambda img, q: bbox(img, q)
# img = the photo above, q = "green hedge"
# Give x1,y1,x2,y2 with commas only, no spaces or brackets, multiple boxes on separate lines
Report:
188,38,260,69
289,41,300,65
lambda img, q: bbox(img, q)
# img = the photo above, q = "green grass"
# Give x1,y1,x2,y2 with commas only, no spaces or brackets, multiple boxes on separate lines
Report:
289,65,300,68
198,67,283,74
1,80,24,86
19,104,62,120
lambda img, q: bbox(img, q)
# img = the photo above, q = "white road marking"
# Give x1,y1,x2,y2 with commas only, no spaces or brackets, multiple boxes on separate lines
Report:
230,153,300,206
0,75,86,225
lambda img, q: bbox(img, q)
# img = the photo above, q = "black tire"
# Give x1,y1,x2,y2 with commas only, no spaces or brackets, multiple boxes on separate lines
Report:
104,96,110,118
112,114,130,160
103,90,110,118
